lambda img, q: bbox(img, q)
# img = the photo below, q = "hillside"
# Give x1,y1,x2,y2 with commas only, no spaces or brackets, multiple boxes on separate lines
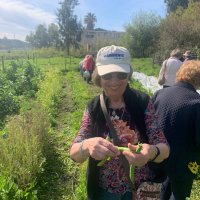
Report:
0,38,30,50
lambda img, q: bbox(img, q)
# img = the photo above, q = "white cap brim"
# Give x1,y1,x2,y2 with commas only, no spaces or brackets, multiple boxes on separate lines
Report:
97,64,130,76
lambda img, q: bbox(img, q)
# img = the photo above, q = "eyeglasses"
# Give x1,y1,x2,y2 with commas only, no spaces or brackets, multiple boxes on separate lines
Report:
101,72,128,80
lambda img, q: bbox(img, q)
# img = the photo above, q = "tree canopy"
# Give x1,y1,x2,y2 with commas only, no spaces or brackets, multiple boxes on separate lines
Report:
84,13,97,30
123,12,161,57
159,1,200,56
57,0,82,54
164,0,200,13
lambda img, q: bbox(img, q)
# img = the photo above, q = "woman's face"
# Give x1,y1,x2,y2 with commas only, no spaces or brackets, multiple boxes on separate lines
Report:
100,72,129,99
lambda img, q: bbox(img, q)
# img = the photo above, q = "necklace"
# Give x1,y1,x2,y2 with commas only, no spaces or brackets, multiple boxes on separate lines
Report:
110,107,125,120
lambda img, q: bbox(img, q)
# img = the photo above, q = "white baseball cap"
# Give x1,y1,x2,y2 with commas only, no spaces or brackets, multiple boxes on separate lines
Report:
96,45,131,76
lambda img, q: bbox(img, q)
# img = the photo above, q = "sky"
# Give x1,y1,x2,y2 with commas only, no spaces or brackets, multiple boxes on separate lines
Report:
0,0,167,41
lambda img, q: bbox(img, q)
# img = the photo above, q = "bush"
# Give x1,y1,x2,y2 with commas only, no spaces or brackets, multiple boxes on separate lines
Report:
0,74,19,127
0,103,50,189
6,60,43,97
0,175,38,200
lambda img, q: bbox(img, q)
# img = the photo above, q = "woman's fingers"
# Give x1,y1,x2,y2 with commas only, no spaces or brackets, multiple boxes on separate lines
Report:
122,143,150,167
88,137,120,160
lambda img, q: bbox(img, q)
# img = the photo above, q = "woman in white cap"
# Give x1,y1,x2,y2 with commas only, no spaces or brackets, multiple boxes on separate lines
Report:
70,45,169,200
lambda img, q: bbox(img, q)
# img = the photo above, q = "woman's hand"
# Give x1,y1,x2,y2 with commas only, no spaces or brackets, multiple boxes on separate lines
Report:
70,137,120,163
122,143,156,167
85,137,120,160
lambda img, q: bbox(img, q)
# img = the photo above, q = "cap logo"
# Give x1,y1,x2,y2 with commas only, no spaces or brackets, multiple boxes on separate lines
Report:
104,53,124,59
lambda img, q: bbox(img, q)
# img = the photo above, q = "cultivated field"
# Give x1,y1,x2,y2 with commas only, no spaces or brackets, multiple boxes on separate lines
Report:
0,52,199,199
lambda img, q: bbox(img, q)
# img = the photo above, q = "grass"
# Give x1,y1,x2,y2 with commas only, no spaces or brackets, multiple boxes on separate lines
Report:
36,57,200,200
0,102,49,189
0,55,199,199
132,57,160,76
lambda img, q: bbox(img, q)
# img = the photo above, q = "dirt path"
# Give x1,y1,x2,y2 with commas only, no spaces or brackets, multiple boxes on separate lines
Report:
37,72,101,200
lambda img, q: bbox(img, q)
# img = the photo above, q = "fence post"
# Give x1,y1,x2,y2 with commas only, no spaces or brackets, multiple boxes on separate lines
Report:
1,56,5,72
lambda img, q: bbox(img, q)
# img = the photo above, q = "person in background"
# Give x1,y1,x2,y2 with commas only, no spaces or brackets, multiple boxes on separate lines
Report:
152,60,200,200
83,54,94,83
183,50,197,63
70,45,169,200
158,49,183,88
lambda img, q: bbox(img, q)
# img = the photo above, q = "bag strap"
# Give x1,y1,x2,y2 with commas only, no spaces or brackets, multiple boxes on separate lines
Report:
100,94,135,192
163,59,168,76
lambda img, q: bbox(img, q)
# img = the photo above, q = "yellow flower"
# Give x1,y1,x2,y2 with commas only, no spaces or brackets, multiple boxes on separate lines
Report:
188,162,199,174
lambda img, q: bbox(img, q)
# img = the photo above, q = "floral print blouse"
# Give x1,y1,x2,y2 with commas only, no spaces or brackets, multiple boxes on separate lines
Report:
72,100,168,194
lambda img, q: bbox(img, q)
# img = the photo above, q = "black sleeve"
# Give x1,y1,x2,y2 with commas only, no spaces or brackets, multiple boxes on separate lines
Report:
195,104,200,150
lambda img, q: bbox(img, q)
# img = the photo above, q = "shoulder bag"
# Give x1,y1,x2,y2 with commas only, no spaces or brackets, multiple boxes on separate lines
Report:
158,59,168,85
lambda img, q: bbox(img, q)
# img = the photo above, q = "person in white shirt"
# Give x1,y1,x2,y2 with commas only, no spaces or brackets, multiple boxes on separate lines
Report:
159,49,183,88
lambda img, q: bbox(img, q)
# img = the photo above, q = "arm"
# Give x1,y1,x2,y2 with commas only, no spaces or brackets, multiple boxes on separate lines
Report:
122,143,169,167
70,137,120,163
195,104,200,150
69,109,120,163
158,60,167,85
159,60,167,77
123,101,170,167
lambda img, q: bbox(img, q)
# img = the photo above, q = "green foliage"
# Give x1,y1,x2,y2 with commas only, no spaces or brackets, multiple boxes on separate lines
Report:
59,71,100,200
0,73,19,127
57,0,82,53
123,12,161,58
159,1,200,55
37,70,63,126
164,0,189,13
129,79,152,96
0,175,38,200
0,59,43,127
1,55,199,200
132,58,160,76
0,103,50,189
26,24,60,49
84,12,97,30
5,60,42,97
74,163,87,200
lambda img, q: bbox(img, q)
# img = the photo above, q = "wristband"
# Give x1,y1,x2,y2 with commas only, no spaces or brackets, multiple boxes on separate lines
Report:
150,146,160,162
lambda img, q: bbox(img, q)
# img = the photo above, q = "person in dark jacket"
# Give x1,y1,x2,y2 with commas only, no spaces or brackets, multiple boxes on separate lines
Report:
183,51,197,63
152,60,200,200
70,45,169,200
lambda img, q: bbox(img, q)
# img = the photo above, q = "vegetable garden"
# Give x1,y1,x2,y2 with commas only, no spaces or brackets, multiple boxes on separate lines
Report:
0,51,199,199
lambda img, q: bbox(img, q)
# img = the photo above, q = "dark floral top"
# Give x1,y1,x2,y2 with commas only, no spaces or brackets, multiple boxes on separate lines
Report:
73,100,168,194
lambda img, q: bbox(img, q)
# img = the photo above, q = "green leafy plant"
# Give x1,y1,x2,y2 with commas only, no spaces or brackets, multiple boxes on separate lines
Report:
0,103,50,190
0,175,38,200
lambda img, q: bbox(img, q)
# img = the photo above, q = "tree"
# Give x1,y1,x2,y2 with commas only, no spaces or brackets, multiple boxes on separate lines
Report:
159,1,200,56
84,13,97,30
57,0,82,70
25,32,35,47
164,0,200,13
26,24,49,48
48,23,60,48
34,24,49,48
123,12,161,57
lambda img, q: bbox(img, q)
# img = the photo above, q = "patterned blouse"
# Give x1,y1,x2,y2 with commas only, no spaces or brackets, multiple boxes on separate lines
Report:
72,100,167,194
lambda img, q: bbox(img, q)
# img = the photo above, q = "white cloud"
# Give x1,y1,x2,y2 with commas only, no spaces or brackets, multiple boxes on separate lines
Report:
0,0,166,41
0,0,57,40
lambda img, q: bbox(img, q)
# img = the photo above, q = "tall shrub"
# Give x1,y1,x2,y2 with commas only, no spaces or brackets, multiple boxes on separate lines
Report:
0,103,50,189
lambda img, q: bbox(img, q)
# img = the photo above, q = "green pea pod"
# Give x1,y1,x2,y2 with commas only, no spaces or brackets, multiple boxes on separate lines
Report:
118,147,130,151
97,156,111,166
135,142,143,153
130,164,135,182
130,143,143,183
